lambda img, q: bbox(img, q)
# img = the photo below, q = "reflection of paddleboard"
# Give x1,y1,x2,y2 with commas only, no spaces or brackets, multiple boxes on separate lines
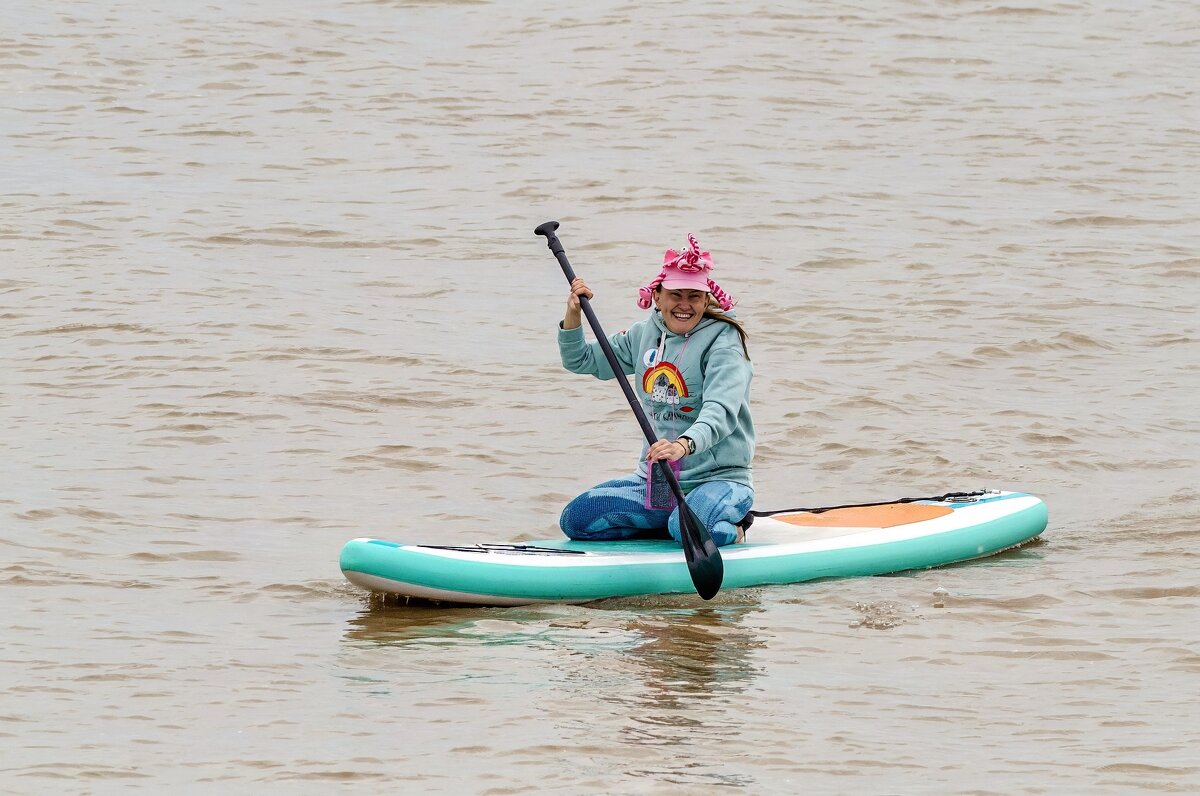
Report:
339,490,1048,606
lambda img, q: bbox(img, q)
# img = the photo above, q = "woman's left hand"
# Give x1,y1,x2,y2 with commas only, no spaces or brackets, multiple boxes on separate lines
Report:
646,439,688,463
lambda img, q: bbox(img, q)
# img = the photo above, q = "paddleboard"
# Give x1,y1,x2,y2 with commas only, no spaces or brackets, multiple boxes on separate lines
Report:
339,490,1047,606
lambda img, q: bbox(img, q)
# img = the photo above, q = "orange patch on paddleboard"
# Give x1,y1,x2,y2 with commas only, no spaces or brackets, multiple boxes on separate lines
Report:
775,502,954,528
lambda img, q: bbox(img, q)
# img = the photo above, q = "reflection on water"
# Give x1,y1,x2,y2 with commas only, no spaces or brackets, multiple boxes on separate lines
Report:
337,598,768,788
342,597,503,645
341,599,763,696
609,606,766,788
340,596,765,679
618,606,765,708
340,597,646,653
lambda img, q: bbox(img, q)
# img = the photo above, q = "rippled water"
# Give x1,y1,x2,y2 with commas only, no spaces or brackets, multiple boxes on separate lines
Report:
3,0,1198,792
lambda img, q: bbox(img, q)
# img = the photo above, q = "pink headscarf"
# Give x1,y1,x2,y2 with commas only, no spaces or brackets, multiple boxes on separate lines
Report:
637,233,735,311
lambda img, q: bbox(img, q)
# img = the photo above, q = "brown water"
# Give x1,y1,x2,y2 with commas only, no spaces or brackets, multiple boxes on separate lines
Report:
3,0,1198,792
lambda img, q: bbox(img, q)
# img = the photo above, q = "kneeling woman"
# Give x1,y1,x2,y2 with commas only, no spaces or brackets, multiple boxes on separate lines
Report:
557,234,754,546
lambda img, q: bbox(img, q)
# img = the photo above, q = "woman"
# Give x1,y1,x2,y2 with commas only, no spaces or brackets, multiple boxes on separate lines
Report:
557,233,754,546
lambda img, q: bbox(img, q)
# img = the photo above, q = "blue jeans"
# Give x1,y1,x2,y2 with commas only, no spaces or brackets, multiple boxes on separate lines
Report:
560,475,755,547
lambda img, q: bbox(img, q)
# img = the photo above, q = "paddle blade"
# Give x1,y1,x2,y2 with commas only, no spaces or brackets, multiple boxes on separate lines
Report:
677,500,724,600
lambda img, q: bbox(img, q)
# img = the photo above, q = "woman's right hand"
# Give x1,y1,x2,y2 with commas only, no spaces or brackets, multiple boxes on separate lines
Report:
563,278,594,329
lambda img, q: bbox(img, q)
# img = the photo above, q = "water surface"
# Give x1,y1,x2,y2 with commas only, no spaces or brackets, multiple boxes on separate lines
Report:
3,0,1198,792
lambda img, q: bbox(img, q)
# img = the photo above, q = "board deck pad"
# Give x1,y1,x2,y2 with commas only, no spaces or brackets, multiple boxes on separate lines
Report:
775,503,954,528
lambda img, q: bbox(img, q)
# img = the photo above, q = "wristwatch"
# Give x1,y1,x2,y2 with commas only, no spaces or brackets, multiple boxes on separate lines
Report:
679,436,696,455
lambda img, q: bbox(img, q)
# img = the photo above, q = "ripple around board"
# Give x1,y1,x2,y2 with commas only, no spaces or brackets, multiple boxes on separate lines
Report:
15,322,165,337
228,347,424,366
259,581,353,600
340,448,442,471
291,390,448,412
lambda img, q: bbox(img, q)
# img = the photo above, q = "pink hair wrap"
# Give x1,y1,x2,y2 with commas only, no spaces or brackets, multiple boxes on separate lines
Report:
637,233,735,311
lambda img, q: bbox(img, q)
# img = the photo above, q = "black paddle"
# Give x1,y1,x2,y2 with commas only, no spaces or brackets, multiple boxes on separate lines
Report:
535,221,724,600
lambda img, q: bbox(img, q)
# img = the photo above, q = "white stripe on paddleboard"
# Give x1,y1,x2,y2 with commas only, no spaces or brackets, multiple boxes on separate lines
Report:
343,571,571,606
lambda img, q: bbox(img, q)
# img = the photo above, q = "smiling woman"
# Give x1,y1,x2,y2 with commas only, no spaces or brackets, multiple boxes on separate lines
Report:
557,233,755,549
657,287,709,334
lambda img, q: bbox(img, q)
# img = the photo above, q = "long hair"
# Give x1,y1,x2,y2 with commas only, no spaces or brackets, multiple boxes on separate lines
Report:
703,299,750,360
655,287,750,359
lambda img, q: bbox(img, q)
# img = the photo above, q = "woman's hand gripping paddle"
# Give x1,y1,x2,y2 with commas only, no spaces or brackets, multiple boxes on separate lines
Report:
535,221,724,600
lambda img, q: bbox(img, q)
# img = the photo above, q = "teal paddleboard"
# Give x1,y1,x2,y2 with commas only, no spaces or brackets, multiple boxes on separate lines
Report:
339,490,1047,605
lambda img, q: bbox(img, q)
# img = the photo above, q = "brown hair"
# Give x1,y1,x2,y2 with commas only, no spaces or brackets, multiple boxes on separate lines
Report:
703,299,750,360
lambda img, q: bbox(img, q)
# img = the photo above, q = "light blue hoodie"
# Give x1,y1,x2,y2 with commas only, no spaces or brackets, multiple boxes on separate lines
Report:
558,311,754,490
